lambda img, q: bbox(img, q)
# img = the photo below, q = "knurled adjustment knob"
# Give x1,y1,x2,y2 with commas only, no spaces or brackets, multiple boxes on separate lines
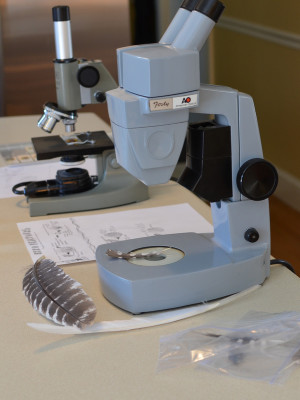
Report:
237,158,278,201
56,167,94,195
244,228,259,243
95,91,106,103
77,66,100,88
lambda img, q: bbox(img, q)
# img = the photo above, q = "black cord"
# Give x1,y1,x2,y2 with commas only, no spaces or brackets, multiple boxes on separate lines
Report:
12,181,32,195
270,259,296,274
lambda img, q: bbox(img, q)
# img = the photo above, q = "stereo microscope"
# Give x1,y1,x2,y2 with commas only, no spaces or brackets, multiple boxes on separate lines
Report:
96,0,278,313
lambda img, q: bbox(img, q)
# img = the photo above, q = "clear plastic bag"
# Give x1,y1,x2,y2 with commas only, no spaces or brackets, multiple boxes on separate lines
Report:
157,311,300,383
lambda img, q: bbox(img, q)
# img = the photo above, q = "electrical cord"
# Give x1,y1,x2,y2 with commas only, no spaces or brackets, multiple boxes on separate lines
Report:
12,181,33,195
12,168,97,198
270,259,296,274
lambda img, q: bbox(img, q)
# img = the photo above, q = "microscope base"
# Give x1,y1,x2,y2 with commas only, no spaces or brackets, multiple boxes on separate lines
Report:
28,166,148,216
96,232,269,314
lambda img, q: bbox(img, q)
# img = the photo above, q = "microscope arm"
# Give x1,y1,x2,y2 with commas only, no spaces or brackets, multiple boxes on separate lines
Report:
184,84,277,254
184,84,265,203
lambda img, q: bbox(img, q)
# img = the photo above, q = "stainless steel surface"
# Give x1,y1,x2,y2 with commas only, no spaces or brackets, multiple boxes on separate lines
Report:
54,20,73,60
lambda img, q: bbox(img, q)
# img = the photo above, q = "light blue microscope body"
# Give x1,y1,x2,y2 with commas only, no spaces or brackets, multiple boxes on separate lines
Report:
96,0,278,313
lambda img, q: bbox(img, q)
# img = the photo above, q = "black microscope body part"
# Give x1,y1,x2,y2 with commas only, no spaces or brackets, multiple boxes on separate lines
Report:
178,121,233,203
178,121,278,204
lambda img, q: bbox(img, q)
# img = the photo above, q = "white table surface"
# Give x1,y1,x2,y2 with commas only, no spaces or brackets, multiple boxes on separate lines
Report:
1,113,300,400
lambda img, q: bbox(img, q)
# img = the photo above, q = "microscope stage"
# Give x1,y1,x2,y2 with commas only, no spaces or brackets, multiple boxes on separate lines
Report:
32,130,114,160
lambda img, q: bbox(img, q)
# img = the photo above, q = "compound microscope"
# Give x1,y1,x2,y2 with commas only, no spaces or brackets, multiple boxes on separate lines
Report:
96,0,279,314
15,6,148,217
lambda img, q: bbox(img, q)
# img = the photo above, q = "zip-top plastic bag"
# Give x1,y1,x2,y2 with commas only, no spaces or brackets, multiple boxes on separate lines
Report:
157,311,300,384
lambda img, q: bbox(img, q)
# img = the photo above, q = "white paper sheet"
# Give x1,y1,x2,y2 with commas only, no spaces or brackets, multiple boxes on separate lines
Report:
18,203,213,264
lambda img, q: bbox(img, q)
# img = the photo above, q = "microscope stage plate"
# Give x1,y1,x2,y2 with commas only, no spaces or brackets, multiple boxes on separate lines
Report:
32,130,114,160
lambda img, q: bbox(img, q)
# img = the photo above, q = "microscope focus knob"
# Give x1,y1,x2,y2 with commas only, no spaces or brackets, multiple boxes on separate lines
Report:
95,91,106,103
244,228,259,243
237,158,278,201
77,66,100,88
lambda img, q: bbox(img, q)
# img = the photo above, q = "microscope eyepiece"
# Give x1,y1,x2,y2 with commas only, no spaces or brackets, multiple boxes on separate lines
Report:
195,0,225,22
52,5,73,60
180,0,199,11
171,0,224,50
160,0,200,44
52,6,70,22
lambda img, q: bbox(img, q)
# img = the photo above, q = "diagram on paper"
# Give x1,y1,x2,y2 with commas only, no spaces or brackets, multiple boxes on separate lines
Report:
17,203,213,265
19,220,92,264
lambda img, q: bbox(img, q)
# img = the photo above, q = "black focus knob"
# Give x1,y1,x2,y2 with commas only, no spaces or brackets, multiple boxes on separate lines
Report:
244,228,259,243
77,66,100,88
95,91,106,103
237,158,278,201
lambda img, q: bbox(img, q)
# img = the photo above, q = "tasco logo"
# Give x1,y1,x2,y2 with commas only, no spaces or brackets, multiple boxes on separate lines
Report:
182,97,191,104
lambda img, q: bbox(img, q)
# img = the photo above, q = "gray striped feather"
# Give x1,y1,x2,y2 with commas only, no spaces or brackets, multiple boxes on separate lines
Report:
23,256,96,329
